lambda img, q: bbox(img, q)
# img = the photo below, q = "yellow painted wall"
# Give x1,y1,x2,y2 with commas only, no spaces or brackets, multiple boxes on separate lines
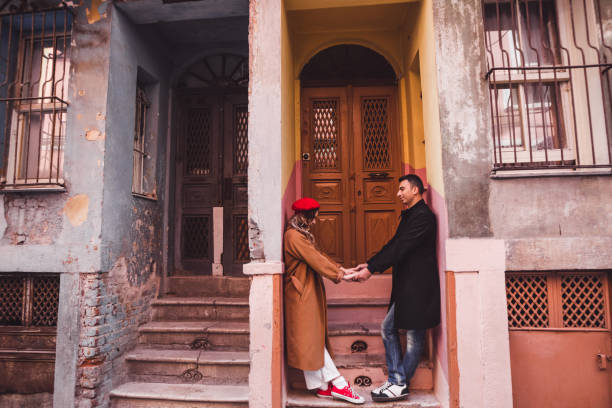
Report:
401,0,444,196
281,5,296,196
284,0,444,197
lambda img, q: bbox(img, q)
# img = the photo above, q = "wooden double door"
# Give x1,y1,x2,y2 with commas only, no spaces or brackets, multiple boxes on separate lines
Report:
173,90,249,275
301,86,402,267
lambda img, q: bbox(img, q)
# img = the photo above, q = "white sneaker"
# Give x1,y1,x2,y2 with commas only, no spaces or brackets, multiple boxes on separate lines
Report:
371,381,409,402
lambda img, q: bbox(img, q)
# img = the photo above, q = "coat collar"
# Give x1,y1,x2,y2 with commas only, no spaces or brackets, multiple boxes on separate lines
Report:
401,199,426,217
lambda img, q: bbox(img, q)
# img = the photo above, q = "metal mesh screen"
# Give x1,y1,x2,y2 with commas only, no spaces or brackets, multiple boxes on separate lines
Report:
185,108,212,176
233,105,248,176
31,276,60,326
561,274,607,329
235,216,250,262
0,275,59,327
506,274,550,328
362,98,391,169
182,216,210,259
0,276,25,325
312,99,339,170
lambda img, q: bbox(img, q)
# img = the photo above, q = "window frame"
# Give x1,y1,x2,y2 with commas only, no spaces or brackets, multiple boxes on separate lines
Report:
0,9,72,191
483,0,612,172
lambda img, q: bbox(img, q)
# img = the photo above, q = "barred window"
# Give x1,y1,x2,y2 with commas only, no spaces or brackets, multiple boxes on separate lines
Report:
133,85,150,196
0,7,72,190
483,0,611,171
506,271,609,330
0,274,60,327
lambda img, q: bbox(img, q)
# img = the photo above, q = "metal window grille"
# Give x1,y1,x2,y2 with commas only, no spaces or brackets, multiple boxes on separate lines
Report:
0,7,72,189
133,85,149,195
482,0,612,171
0,274,59,327
506,271,610,330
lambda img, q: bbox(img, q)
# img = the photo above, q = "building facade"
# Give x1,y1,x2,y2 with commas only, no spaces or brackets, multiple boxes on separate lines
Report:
0,0,610,407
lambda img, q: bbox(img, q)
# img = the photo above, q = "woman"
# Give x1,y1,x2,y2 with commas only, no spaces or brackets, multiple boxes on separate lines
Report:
284,197,365,404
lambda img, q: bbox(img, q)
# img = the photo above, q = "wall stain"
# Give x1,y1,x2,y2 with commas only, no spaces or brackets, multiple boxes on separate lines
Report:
64,194,90,227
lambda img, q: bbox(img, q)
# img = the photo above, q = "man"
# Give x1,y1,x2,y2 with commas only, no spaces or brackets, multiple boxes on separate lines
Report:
344,174,440,402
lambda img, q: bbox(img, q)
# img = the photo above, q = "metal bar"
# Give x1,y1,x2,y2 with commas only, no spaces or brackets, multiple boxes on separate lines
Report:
0,6,74,17
0,95,69,103
11,13,23,184
485,63,612,79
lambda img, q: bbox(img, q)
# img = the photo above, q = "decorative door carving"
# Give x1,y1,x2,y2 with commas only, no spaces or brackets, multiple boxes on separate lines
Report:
174,91,248,275
301,86,401,266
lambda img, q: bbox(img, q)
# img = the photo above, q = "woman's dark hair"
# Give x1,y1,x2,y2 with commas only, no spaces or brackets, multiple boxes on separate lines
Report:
398,174,427,194
299,208,319,221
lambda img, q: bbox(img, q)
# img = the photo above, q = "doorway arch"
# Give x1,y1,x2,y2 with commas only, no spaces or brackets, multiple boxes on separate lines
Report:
299,44,403,267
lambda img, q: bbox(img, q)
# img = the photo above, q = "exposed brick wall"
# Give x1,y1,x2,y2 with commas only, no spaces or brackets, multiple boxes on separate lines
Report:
75,258,158,408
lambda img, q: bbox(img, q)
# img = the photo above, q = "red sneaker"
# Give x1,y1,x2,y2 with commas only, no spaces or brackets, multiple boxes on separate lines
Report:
331,384,365,404
315,382,332,398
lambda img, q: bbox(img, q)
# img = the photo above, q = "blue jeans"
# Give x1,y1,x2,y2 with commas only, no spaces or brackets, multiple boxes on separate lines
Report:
381,303,426,386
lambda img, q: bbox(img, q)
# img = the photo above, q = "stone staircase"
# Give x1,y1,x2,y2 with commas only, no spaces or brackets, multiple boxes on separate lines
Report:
286,276,439,407
110,276,251,408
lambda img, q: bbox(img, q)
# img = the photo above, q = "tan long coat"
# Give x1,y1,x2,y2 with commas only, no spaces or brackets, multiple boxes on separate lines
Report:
283,228,343,371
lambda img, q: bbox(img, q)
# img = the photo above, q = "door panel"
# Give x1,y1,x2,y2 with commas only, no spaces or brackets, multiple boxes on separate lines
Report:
223,94,249,275
174,94,221,274
302,88,352,265
301,86,401,267
352,87,402,266
173,91,248,275
507,271,612,407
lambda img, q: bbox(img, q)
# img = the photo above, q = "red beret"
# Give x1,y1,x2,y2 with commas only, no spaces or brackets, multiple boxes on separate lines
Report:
292,197,320,212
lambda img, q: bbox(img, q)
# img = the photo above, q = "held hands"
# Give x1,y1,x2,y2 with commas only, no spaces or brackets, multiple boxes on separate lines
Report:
342,263,372,282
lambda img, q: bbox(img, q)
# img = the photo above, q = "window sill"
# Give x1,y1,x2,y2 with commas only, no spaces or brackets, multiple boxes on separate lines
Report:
491,167,612,179
132,192,158,202
0,185,66,193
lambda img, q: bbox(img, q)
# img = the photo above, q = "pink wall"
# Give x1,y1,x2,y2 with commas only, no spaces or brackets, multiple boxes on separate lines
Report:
404,163,449,382
282,160,302,226
284,161,450,385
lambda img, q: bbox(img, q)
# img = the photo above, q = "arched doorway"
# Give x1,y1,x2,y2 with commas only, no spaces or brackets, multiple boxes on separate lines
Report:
172,54,249,276
300,45,402,267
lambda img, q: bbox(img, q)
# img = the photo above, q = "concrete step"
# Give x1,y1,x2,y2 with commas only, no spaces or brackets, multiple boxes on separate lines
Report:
327,297,388,324
167,276,250,298
138,321,249,351
287,389,439,408
110,382,248,408
126,348,249,385
287,354,433,392
152,297,249,322
328,321,386,356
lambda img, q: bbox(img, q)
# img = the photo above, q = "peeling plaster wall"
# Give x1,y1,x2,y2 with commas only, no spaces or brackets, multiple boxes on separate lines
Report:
100,6,169,277
68,5,171,407
432,0,491,239
0,6,110,273
431,0,612,255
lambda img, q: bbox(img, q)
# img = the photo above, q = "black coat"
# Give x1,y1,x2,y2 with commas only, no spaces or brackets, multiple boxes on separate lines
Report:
367,199,441,330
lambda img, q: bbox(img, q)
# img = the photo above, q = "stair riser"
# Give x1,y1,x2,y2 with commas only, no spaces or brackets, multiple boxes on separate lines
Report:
328,306,387,324
138,332,249,351
152,305,249,322
328,334,386,356
127,361,249,385
288,365,433,391
111,398,248,408
168,277,250,298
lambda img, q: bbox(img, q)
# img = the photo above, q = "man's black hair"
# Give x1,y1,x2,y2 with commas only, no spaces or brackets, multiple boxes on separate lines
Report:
398,174,427,194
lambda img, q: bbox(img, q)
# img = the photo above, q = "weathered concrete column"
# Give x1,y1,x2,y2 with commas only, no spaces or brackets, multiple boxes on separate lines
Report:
246,0,284,407
446,239,513,408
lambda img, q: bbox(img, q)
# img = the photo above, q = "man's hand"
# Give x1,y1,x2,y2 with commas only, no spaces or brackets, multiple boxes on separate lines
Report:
343,267,372,282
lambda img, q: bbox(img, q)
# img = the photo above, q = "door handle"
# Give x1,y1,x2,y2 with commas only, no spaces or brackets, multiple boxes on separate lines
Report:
368,172,389,179
596,353,612,370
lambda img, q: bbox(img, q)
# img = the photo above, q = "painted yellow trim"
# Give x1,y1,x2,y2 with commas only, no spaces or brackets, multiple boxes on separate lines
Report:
286,0,419,11
399,77,410,165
